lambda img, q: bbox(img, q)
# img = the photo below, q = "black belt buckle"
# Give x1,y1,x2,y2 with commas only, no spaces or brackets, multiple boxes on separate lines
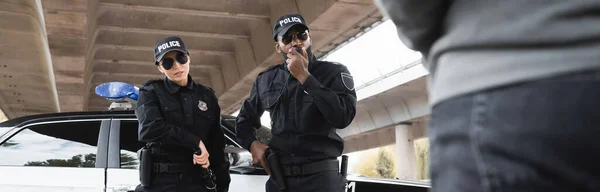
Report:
159,163,169,173
290,166,302,176
154,163,170,173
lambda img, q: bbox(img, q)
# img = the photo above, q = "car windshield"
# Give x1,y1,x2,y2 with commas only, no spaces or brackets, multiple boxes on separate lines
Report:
0,127,16,149
0,127,10,138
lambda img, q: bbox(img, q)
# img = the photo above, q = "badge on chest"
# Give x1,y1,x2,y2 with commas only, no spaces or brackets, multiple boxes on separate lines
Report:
198,100,208,111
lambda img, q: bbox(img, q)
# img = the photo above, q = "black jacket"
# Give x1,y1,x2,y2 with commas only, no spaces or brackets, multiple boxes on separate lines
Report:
236,54,357,165
135,75,230,191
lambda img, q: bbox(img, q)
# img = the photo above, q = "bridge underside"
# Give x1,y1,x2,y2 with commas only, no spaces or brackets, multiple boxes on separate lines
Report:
0,0,382,119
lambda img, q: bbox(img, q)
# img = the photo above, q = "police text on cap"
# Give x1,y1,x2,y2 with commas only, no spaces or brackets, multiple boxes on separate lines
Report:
279,17,302,26
157,41,181,53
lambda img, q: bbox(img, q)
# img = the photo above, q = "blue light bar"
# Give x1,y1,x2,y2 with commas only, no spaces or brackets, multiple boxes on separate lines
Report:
95,82,139,101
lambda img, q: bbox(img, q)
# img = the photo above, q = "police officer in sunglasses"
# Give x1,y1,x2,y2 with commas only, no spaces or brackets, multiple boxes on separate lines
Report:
236,13,357,192
134,36,231,192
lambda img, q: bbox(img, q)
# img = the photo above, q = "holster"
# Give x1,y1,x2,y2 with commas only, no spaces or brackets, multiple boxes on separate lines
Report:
265,149,286,191
138,146,153,187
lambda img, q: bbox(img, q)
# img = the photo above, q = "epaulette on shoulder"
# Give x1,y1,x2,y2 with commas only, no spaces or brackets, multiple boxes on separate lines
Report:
319,60,347,70
207,86,215,94
201,85,216,94
323,60,343,66
141,79,162,87
258,64,281,76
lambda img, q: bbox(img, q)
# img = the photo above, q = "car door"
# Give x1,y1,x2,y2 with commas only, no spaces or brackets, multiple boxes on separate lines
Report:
104,118,143,192
0,119,110,192
105,118,270,192
345,177,430,192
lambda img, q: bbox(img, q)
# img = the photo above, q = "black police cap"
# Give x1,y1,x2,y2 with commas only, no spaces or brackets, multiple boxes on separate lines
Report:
153,36,189,64
272,13,309,42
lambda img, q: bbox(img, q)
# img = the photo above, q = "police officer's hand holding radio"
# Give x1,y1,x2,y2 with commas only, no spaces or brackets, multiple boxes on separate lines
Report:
135,36,230,192
286,46,310,83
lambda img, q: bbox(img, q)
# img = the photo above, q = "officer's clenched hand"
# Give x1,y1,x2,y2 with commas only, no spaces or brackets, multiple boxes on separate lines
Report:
286,47,310,84
193,140,210,168
250,140,271,175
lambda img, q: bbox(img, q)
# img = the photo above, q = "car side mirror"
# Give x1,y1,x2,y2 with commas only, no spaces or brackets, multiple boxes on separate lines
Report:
224,145,253,168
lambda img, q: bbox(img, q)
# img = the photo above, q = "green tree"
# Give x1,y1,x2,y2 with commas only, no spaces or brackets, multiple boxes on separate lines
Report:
25,153,96,167
376,148,396,179
24,153,138,168
414,138,430,180
354,150,380,177
120,153,139,169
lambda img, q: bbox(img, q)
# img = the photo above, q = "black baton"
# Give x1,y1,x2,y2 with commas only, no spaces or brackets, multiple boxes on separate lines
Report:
194,150,217,192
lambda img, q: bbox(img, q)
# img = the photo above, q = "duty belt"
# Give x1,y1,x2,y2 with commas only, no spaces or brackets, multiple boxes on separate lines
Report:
281,160,339,176
152,163,192,173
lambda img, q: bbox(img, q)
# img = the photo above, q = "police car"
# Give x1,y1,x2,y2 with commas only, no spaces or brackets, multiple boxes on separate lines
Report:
0,82,430,192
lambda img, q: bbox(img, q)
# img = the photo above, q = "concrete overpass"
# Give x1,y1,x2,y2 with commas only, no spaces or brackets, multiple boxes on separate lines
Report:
0,0,383,119
335,58,430,180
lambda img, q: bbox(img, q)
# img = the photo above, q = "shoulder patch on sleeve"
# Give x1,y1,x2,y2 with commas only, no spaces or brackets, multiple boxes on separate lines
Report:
341,72,355,91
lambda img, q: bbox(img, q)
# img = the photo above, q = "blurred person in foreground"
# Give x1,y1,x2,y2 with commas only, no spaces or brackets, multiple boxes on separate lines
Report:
375,0,600,191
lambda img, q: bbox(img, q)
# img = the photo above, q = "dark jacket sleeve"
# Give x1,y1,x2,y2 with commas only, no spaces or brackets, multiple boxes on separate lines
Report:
235,79,265,151
301,65,357,128
205,91,231,192
135,85,201,150
374,0,449,55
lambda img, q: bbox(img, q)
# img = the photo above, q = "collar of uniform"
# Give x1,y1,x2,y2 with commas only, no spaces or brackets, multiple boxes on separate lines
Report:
307,52,318,71
164,75,195,94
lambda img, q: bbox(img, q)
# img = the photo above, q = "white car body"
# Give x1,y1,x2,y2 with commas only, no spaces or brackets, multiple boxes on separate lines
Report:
0,111,429,192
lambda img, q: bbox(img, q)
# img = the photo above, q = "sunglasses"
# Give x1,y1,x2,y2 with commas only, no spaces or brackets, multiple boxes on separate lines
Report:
281,31,308,45
160,52,188,70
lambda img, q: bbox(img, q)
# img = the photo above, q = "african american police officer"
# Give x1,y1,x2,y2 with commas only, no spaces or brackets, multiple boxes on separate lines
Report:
236,13,357,192
135,36,230,192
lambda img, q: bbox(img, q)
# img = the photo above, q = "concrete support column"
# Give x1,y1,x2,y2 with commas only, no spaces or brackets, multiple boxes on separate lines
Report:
395,122,426,180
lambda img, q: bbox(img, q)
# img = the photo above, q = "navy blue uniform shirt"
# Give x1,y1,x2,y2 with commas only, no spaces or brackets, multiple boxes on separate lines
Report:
236,53,357,165
135,75,230,191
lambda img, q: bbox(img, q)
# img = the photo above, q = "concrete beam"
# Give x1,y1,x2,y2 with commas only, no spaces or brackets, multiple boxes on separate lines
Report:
90,73,209,86
96,26,249,40
41,0,88,12
53,70,83,85
93,30,236,53
99,0,271,18
234,39,258,84
92,59,217,70
99,2,270,21
33,0,61,113
56,82,84,94
79,0,99,111
43,10,87,31
0,1,37,16
337,76,429,139
222,49,242,90
95,44,234,56
92,64,209,79
207,67,224,97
